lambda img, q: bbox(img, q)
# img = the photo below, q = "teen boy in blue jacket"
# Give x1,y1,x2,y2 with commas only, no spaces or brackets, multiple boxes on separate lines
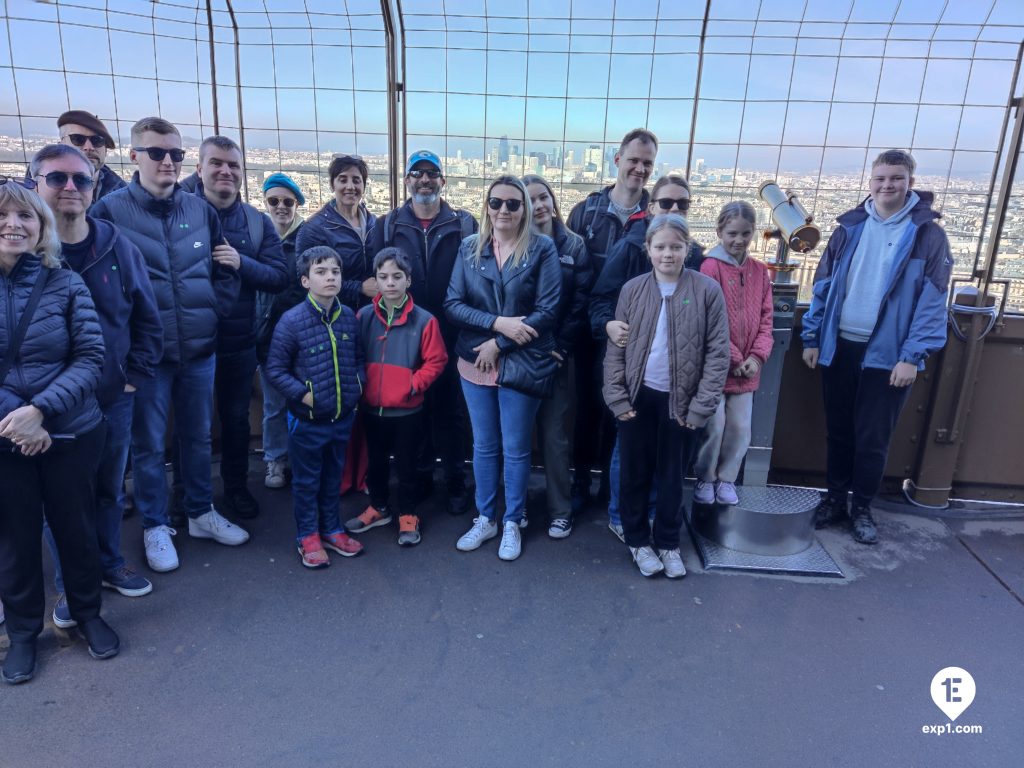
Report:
265,246,366,569
801,149,952,545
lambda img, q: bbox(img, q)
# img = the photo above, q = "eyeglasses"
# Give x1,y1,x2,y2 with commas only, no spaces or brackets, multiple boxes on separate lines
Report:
35,171,96,192
0,176,38,190
408,169,442,180
64,133,107,149
487,197,522,212
265,196,296,208
653,197,690,212
133,146,186,163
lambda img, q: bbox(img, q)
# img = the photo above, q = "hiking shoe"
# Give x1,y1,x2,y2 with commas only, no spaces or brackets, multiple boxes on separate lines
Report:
223,486,260,519
144,525,179,572
1,642,36,685
456,516,498,552
548,517,573,539
658,548,687,579
264,460,288,489
53,593,76,629
850,505,879,545
320,531,363,557
345,505,391,533
715,481,739,506
80,617,120,660
397,515,421,547
693,480,716,505
813,495,847,529
608,521,625,543
102,566,153,598
297,534,330,569
630,546,665,577
189,508,250,546
498,521,522,561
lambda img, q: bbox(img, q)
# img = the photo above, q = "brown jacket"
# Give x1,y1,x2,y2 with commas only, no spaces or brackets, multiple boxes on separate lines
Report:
603,270,730,427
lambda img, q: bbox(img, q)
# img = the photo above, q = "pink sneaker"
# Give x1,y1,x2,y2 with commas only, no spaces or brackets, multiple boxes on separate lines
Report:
297,534,329,569
320,531,363,557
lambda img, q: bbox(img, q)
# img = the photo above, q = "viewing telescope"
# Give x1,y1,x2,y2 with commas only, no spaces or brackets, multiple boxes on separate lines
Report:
757,181,820,254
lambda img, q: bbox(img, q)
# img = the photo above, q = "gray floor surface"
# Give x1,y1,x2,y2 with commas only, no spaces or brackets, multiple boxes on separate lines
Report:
2,472,1022,768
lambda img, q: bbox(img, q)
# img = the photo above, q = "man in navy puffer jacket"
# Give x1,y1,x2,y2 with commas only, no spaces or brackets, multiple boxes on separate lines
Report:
195,136,288,520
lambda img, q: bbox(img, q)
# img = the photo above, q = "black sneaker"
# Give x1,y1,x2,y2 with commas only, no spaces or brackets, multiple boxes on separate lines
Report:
102,566,153,597
223,486,260,519
813,495,847,529
850,505,879,545
1,642,36,685
170,485,187,528
80,618,120,660
52,593,77,629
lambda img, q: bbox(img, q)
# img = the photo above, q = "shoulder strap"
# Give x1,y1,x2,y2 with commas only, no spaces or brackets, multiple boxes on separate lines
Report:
383,210,396,247
0,267,49,387
242,204,264,253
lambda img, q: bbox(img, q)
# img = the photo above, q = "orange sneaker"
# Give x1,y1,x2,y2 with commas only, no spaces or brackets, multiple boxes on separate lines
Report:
297,534,329,569
320,531,363,557
397,515,421,547
344,505,392,533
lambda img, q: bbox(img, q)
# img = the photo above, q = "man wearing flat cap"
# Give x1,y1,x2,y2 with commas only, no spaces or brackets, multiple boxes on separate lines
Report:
57,110,126,206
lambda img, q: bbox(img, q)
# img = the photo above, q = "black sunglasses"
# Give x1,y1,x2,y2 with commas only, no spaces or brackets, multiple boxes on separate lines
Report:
265,196,295,208
487,197,522,212
36,171,96,192
0,176,38,190
408,169,441,179
64,133,107,149
654,197,690,212
133,146,186,163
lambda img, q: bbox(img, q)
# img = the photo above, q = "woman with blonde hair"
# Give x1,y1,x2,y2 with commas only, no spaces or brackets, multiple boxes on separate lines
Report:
445,175,562,561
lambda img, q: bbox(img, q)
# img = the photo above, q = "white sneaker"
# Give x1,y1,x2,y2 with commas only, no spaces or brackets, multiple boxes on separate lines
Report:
264,459,287,489
189,508,250,546
715,481,739,505
498,521,522,561
608,521,625,543
456,516,498,551
144,526,179,572
629,545,665,577
693,480,716,505
658,548,687,579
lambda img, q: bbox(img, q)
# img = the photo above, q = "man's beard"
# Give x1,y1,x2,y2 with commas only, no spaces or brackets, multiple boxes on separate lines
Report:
413,191,438,206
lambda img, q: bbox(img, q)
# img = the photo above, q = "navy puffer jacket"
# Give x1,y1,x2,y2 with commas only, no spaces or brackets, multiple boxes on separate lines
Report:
93,165,126,207
264,296,365,423
0,255,104,443
91,175,240,364
295,201,376,311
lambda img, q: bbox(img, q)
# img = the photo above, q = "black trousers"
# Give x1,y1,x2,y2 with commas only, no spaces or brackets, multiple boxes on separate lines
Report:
572,333,616,489
618,386,699,549
821,338,912,508
215,347,259,489
0,423,106,643
418,356,467,495
364,409,424,517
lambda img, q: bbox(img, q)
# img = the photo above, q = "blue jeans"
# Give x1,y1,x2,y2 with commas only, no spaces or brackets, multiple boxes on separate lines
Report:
133,355,216,528
46,391,134,591
215,347,258,489
288,412,354,540
461,380,541,524
260,368,288,462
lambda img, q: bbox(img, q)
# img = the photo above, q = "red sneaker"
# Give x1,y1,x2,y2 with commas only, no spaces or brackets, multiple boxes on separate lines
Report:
320,531,363,557
297,534,329,569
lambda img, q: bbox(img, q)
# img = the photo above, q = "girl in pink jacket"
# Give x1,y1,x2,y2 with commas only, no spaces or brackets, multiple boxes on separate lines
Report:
693,201,774,505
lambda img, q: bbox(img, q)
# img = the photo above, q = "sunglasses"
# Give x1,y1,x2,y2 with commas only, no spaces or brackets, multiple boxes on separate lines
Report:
64,133,107,149
487,197,522,212
36,171,96,192
265,196,296,208
0,175,38,190
408,169,442,179
653,197,690,212
133,146,186,163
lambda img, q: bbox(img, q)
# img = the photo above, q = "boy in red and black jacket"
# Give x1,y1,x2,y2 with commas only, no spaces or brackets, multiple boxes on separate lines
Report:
346,248,448,546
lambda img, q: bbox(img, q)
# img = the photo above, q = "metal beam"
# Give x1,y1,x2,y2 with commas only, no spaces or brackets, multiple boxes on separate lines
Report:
685,0,712,179
206,0,219,134
225,0,248,200
381,0,405,209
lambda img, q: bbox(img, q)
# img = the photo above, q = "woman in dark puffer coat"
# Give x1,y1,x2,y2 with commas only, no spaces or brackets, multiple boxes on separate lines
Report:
0,178,119,685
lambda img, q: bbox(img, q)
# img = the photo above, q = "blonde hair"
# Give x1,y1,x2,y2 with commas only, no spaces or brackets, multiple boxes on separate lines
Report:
645,213,691,248
0,181,62,268
476,175,533,269
716,200,756,232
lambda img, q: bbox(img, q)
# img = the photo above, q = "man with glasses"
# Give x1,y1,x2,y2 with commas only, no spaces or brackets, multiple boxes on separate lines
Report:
57,110,125,206
92,117,244,574
30,143,162,617
368,150,477,515
194,136,288,520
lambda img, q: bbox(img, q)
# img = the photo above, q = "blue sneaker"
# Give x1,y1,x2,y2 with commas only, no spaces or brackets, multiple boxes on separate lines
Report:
102,566,153,597
52,594,76,629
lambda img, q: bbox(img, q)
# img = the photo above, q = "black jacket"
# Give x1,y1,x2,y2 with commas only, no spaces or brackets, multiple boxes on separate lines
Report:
566,185,650,281
0,255,104,444
93,165,126,207
548,220,592,357
444,234,562,396
256,218,306,363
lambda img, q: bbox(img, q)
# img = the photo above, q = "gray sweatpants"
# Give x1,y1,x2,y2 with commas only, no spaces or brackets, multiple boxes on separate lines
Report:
694,391,753,483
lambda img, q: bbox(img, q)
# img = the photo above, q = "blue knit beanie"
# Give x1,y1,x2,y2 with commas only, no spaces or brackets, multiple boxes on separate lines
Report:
262,172,305,206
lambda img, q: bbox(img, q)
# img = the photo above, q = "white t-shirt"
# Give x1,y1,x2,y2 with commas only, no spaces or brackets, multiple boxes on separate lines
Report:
643,281,678,392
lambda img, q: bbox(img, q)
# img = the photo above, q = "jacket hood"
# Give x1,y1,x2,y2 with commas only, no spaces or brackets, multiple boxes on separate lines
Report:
321,199,371,231
281,214,304,241
706,243,744,266
866,190,920,226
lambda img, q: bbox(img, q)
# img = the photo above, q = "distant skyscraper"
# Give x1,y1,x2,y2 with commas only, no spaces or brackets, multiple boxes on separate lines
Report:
566,149,575,166
512,144,520,156
499,135,509,164
584,144,602,169
457,149,463,161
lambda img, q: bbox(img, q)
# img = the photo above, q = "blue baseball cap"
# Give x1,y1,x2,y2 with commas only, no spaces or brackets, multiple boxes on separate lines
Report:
262,172,305,206
405,150,442,175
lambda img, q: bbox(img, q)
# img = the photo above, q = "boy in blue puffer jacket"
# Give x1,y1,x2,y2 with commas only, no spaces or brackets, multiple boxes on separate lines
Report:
265,246,366,569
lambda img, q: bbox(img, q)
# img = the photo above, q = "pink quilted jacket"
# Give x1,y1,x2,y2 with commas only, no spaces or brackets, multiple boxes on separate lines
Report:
700,245,774,394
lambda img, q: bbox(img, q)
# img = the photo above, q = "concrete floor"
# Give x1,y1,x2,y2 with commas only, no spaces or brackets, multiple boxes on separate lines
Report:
2,472,1022,768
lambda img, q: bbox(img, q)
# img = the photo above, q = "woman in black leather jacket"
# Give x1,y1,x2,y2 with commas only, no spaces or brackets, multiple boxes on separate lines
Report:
0,178,119,684
445,175,561,562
